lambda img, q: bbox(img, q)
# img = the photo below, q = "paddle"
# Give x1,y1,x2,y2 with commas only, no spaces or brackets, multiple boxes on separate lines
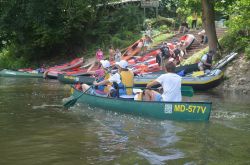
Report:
63,86,93,108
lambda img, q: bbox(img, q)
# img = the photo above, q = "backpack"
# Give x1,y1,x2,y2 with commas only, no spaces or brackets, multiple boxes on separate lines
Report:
160,46,170,59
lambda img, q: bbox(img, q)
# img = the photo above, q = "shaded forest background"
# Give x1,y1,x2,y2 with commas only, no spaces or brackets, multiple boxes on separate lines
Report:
0,0,249,69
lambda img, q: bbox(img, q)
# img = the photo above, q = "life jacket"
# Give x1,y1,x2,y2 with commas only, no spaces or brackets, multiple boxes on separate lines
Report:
96,71,111,93
120,70,134,95
109,71,134,97
160,46,170,59
204,54,213,69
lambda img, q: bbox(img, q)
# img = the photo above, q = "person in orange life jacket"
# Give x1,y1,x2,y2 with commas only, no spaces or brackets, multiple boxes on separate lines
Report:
82,60,111,96
146,61,182,102
93,60,134,97
198,50,215,71
134,89,162,101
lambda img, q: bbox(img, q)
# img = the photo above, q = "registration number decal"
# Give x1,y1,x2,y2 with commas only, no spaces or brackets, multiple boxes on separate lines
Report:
164,104,207,114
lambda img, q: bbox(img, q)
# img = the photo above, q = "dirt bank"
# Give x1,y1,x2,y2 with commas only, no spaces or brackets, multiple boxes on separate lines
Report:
216,53,250,94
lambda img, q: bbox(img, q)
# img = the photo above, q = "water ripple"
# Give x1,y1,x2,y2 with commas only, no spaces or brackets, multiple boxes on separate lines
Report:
137,147,185,165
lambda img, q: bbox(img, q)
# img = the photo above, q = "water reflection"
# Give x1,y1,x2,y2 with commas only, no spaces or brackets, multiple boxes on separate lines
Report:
71,104,186,164
0,77,250,165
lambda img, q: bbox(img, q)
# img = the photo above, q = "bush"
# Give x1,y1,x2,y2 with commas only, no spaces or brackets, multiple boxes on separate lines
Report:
245,45,250,60
0,48,31,69
220,30,249,54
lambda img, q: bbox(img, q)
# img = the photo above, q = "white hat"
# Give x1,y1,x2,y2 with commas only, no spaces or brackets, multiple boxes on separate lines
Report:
100,60,110,69
115,60,128,69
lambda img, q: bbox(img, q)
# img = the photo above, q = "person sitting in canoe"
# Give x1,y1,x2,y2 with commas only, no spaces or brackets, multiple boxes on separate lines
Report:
92,60,134,98
146,61,182,102
198,50,215,72
134,89,162,101
108,60,135,97
81,60,112,96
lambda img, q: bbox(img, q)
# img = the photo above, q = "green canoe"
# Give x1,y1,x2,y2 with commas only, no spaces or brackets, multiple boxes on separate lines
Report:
0,69,43,78
68,87,212,121
58,74,94,84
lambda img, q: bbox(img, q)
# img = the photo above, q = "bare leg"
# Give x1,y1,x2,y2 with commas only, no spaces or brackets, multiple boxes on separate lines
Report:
87,62,95,72
82,84,91,92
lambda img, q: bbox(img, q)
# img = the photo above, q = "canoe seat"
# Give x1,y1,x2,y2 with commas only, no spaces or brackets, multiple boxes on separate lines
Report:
120,95,135,99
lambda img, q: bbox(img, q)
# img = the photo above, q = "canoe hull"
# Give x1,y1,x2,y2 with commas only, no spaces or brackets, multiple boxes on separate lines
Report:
71,88,212,121
0,69,43,78
134,69,224,91
58,74,94,84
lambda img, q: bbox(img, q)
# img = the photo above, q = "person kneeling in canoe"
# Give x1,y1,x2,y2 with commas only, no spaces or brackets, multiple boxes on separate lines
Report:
83,60,134,97
81,60,112,96
146,61,182,102
93,60,134,97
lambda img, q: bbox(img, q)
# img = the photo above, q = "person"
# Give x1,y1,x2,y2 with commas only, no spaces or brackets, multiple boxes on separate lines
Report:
191,11,198,29
198,29,208,44
114,48,121,62
145,23,152,37
156,42,171,67
198,50,215,71
87,48,104,72
82,60,111,96
96,48,104,63
179,21,189,34
134,89,162,101
177,40,188,57
93,60,134,97
146,61,182,102
170,48,182,65
143,34,153,52
109,46,115,61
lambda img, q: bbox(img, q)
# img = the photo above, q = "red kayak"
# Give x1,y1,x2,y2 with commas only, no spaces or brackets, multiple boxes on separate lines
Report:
44,58,84,78
179,34,195,49
47,58,84,71
122,38,144,61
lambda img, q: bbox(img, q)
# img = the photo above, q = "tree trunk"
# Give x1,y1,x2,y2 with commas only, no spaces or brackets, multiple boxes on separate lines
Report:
201,0,218,53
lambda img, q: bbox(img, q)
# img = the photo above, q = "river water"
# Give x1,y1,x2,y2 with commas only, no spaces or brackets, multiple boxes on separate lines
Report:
0,77,249,165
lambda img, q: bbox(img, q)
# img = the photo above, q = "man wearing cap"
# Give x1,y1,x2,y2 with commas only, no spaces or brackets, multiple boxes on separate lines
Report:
93,60,134,97
82,60,111,96
198,50,215,71
146,61,182,102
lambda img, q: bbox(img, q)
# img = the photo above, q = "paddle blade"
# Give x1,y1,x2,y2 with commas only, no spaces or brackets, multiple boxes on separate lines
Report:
63,97,78,108
63,92,84,108
181,86,194,97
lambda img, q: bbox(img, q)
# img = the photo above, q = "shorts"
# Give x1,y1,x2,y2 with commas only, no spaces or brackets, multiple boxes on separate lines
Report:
154,93,162,101
87,87,108,97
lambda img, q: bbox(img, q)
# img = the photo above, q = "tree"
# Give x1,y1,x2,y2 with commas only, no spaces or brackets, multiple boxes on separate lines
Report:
201,0,218,52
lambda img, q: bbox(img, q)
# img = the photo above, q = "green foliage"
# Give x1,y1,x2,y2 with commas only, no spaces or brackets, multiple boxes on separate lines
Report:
244,45,250,60
176,0,201,22
0,46,31,69
0,1,145,68
186,16,202,28
220,0,249,59
150,17,175,28
158,25,170,32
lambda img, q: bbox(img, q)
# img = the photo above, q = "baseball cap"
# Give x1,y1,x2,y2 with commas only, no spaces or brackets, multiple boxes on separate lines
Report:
100,60,110,69
115,60,128,69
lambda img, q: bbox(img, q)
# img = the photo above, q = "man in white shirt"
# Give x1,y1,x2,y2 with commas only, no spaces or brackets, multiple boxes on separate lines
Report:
146,61,182,102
